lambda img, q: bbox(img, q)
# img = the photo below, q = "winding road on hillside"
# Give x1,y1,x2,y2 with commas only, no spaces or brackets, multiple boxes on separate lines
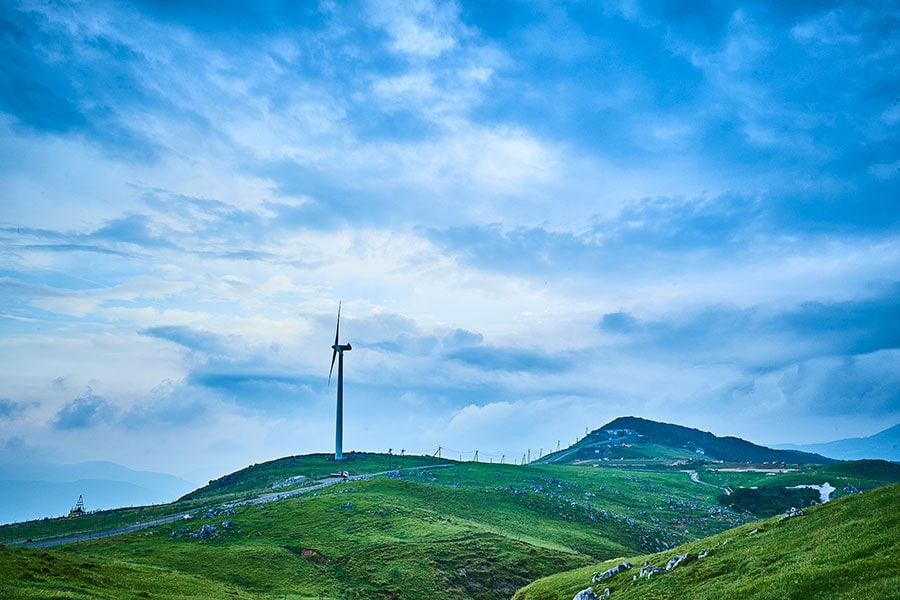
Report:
14,464,451,549
686,470,731,495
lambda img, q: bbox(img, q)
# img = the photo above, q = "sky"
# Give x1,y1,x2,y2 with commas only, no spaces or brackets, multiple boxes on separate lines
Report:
1,0,899,486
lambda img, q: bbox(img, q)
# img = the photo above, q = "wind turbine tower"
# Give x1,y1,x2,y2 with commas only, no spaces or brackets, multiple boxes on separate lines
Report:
329,302,352,461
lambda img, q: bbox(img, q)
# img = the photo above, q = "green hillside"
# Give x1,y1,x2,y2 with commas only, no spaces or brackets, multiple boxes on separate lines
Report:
513,482,900,600
0,455,748,599
2,450,897,599
540,417,836,466
185,452,448,501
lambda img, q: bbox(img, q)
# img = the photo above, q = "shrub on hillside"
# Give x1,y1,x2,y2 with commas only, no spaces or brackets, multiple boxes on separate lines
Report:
718,486,820,517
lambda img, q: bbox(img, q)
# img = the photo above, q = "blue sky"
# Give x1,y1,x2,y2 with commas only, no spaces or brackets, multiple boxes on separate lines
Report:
1,0,899,484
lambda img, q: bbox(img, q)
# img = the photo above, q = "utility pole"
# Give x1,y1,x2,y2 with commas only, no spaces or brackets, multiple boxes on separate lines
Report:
388,448,393,470
527,449,531,464
473,450,479,462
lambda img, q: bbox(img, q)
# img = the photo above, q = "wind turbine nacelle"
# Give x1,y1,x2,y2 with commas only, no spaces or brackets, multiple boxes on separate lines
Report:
333,343,352,352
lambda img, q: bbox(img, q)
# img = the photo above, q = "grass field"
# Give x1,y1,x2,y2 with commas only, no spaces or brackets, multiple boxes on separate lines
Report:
513,482,900,600
2,454,898,599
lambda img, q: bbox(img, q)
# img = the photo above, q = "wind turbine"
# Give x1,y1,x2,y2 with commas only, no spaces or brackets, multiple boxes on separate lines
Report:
329,302,352,461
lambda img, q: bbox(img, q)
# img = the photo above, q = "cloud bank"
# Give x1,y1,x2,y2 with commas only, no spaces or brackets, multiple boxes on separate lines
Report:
1,0,898,485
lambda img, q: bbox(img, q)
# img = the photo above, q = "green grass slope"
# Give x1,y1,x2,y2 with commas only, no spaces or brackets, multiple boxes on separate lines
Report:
8,452,894,599
186,451,447,501
514,482,900,600
0,455,752,599
0,544,267,600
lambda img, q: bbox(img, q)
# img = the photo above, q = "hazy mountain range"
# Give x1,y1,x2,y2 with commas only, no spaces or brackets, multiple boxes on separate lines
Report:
777,423,900,462
0,461,194,525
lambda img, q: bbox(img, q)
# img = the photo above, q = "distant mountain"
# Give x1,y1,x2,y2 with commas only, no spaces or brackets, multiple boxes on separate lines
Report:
537,416,837,465
777,423,900,462
0,461,195,525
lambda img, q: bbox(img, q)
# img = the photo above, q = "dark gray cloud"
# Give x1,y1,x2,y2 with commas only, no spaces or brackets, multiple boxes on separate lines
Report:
119,379,211,429
426,193,765,277
0,398,29,420
441,328,485,351
140,326,230,356
776,286,900,357
367,333,440,356
0,6,87,134
599,312,639,334
0,3,163,160
90,214,176,249
187,370,319,403
446,345,570,374
597,283,900,371
586,282,900,432
781,352,900,418
140,326,323,412
52,391,118,430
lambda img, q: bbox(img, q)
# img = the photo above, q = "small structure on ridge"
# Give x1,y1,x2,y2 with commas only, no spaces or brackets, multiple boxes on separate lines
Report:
68,494,85,517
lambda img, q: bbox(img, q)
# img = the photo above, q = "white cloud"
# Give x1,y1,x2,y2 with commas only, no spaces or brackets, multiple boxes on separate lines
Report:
1,0,897,489
791,11,862,47
365,0,461,59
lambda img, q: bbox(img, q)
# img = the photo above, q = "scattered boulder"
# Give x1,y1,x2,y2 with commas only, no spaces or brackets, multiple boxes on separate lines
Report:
779,507,804,521
190,524,217,539
639,564,665,579
221,519,233,529
594,560,632,581
572,587,597,600
698,549,710,559
665,553,692,571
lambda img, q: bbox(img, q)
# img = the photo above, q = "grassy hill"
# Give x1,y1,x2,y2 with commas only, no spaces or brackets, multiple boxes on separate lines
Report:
2,449,897,599
539,417,836,466
0,453,748,599
513,482,900,600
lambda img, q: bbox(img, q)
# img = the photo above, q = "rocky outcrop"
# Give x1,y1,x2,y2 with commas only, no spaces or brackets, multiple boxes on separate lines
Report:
572,586,610,600
665,553,692,570
779,507,804,521
203,506,235,519
191,524,217,539
639,564,665,578
572,587,597,600
593,560,632,582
